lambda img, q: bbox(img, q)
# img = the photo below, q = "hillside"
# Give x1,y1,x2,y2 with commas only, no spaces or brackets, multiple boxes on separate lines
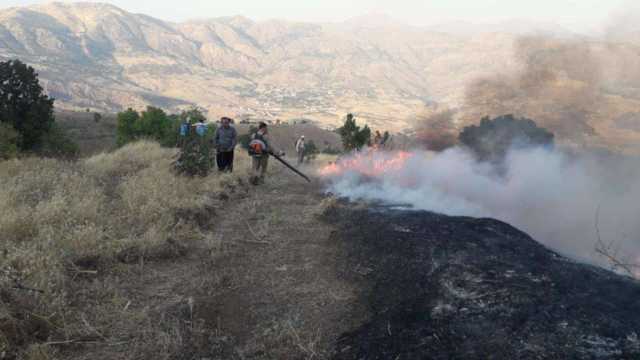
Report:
55,110,118,155
0,2,518,132
327,202,640,359
3,144,640,359
3,2,640,151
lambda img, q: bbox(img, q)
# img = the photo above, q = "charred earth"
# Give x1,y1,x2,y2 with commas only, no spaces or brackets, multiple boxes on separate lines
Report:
325,201,640,359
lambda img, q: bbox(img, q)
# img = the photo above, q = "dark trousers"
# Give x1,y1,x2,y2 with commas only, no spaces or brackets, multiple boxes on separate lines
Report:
217,151,234,172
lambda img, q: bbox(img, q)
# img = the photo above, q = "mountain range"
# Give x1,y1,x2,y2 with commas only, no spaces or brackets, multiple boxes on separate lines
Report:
0,2,522,130
2,2,640,151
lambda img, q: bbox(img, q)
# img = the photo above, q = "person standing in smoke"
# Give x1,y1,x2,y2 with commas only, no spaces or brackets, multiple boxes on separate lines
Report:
372,130,383,149
214,117,237,172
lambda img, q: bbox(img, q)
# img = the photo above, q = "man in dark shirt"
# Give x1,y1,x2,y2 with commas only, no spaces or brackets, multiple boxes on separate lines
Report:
214,117,237,172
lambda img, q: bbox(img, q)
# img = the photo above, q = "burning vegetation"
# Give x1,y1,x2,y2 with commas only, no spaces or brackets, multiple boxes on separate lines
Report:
319,150,412,178
321,115,640,278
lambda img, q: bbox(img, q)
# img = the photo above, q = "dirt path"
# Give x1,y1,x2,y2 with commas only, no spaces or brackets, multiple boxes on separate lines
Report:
66,167,366,360
195,171,368,359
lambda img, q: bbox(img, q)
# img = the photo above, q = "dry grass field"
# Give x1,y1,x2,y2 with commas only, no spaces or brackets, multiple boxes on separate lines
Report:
0,141,249,358
0,139,356,359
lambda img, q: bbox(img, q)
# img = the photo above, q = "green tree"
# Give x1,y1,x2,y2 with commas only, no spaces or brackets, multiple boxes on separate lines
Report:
338,114,371,151
116,106,214,149
177,108,215,146
180,107,207,124
0,60,55,151
116,108,140,146
138,106,171,141
162,114,182,147
117,107,185,147
39,123,79,159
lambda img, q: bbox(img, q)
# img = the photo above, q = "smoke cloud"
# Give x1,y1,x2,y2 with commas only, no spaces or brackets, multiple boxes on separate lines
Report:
323,147,640,268
464,36,602,141
330,11,640,271
411,108,459,151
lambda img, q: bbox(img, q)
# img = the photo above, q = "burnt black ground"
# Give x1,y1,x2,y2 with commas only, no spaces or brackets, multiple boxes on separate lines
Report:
325,202,640,360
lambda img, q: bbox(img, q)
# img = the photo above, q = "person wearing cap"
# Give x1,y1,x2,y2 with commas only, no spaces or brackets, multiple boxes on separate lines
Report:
295,135,306,165
214,117,237,172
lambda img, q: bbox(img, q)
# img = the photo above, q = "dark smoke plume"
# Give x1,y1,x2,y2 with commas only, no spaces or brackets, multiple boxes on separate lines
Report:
412,108,458,151
459,114,554,162
464,36,602,142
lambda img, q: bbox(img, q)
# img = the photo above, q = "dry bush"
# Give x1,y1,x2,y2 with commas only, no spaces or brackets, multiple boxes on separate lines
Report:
0,141,251,358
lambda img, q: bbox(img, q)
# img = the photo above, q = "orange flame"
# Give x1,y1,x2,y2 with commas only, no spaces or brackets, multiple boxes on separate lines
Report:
319,150,412,178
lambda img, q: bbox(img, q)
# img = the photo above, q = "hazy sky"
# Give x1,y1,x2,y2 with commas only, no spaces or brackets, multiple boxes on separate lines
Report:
0,0,633,32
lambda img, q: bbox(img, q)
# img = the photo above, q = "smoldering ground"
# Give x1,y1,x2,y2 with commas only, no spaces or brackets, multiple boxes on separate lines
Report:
322,146,640,271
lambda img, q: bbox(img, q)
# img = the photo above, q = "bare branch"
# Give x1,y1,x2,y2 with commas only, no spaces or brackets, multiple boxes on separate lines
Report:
594,204,640,277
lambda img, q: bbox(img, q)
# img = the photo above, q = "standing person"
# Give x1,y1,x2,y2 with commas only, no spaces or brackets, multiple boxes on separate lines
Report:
295,135,306,165
373,130,383,149
214,117,237,172
248,122,281,185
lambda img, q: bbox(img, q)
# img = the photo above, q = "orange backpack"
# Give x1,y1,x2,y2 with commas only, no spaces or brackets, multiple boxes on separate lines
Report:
248,133,268,156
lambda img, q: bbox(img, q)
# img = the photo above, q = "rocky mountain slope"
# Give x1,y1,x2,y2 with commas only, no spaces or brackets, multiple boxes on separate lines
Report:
0,2,518,131
3,2,640,151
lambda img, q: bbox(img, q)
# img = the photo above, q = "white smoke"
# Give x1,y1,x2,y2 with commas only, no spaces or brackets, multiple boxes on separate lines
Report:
324,147,640,266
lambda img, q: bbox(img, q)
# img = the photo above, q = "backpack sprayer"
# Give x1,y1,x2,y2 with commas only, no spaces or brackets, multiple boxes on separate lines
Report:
249,132,311,183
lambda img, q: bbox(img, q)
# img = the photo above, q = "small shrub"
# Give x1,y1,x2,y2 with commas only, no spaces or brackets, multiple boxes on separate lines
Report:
174,132,214,177
116,108,140,146
303,140,319,161
38,123,79,159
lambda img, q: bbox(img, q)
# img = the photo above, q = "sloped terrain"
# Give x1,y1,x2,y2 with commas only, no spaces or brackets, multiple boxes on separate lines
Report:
4,140,640,359
54,110,118,155
0,2,517,131
326,202,640,359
